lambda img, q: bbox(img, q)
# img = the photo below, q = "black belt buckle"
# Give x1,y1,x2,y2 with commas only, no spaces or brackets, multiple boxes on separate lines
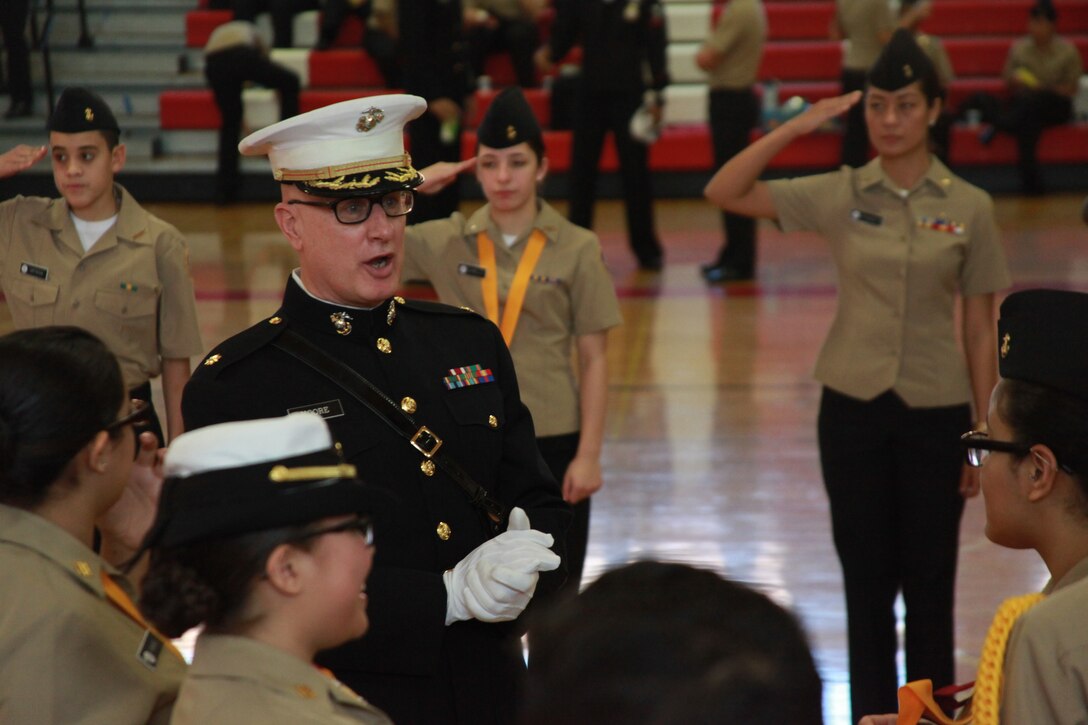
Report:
411,426,443,458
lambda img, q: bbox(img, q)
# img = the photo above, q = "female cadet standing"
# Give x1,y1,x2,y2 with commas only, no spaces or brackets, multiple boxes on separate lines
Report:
404,86,622,595
705,30,1011,722
139,414,392,724
862,289,1088,725
0,326,185,723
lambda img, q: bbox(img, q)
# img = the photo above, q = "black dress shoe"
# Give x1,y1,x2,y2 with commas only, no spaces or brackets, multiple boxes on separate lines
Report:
701,263,753,283
4,100,31,119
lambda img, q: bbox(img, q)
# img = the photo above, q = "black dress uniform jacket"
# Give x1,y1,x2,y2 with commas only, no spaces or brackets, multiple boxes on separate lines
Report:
183,277,570,725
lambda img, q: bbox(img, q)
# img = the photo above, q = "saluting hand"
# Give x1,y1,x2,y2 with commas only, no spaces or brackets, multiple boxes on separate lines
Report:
0,144,46,179
784,91,863,137
416,158,477,196
97,432,166,564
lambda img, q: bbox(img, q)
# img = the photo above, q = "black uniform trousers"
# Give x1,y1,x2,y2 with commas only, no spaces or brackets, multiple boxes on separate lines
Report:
996,89,1072,194
569,87,662,267
708,88,759,272
0,0,31,107
841,68,870,167
818,387,968,724
466,16,539,88
537,432,589,598
204,46,299,202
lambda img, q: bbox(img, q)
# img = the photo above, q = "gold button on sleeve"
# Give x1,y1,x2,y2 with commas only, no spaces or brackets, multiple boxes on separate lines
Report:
437,522,451,540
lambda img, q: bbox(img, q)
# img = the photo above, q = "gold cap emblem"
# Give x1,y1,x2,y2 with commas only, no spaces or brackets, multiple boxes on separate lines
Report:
330,311,353,335
1000,333,1011,359
84,107,94,122
376,337,392,354
506,124,517,141
903,64,913,78
356,107,385,133
436,521,452,540
421,459,436,476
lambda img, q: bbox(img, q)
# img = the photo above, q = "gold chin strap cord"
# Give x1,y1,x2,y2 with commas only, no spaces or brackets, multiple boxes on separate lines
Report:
896,592,1045,725
476,230,547,347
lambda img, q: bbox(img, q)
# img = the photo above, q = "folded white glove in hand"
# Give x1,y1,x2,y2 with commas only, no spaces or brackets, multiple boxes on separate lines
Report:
444,507,560,625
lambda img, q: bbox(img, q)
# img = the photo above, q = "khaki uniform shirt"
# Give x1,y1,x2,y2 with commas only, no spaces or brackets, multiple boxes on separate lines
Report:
0,504,185,724
837,0,895,71
0,184,204,391
917,33,954,88
768,158,1010,407
403,201,622,437
702,0,767,90
204,19,261,55
171,635,392,725
1002,556,1088,723
1003,36,1084,91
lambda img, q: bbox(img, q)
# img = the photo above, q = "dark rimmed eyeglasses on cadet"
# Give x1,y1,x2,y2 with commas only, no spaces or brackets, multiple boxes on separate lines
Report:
107,398,152,434
960,430,1075,474
287,189,414,225
295,517,375,546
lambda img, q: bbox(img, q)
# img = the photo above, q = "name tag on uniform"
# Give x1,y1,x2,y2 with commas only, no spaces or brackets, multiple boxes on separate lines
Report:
458,263,486,278
287,399,346,420
136,630,163,670
19,262,48,280
850,209,883,226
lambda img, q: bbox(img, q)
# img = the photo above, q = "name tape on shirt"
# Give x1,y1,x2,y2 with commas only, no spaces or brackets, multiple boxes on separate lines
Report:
287,399,346,420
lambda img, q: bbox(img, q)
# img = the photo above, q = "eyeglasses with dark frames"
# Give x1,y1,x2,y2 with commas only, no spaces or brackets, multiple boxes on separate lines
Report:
106,399,152,434
286,189,414,225
960,430,1075,474
294,517,375,546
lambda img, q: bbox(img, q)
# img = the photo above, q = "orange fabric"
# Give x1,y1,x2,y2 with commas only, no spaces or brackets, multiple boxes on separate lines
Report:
475,230,547,346
100,570,185,663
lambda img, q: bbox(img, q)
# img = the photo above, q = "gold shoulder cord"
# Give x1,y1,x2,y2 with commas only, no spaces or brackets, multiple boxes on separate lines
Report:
897,593,1045,725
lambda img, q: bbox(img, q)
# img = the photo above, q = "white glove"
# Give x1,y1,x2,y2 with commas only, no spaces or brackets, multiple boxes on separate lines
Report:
443,507,561,625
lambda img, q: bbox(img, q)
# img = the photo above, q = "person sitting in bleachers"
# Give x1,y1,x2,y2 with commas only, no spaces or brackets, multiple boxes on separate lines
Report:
980,0,1083,195
227,0,318,48
463,0,547,88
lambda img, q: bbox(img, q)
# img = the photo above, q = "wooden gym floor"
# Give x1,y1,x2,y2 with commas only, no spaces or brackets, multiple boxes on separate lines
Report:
4,191,1084,724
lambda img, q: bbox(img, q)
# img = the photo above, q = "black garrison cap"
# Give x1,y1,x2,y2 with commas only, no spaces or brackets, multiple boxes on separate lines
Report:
997,289,1088,400
48,87,120,134
867,28,941,100
477,86,543,151
1030,0,1057,22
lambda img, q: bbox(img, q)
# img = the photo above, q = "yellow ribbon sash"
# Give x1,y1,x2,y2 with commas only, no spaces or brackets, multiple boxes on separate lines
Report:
896,593,1045,725
475,229,547,346
100,569,186,663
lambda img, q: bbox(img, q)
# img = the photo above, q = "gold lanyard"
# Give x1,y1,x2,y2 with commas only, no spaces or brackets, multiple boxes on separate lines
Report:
475,229,546,346
100,569,186,663
897,592,1045,725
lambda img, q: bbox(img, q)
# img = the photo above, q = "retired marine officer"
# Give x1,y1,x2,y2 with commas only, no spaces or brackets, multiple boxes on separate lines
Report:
181,94,570,725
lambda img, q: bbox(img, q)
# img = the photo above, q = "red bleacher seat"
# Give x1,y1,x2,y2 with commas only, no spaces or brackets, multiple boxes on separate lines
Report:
759,42,841,82
922,0,1088,36
308,49,386,87
328,14,366,48
766,4,836,40
186,10,233,48
160,90,220,130
300,88,404,113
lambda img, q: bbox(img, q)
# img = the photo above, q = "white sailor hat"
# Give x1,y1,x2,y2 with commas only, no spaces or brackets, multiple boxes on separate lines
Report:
239,93,427,197
140,413,384,549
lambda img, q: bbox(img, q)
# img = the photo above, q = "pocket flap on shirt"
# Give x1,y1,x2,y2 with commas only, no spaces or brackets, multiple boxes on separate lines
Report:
95,288,156,318
7,278,59,307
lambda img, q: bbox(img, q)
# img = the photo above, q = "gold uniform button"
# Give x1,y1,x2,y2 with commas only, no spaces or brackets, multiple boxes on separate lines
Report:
437,522,451,540
420,459,436,476
74,561,93,577
376,337,392,354
203,354,222,366
401,396,417,414
269,316,283,325
294,684,316,699
488,414,498,428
